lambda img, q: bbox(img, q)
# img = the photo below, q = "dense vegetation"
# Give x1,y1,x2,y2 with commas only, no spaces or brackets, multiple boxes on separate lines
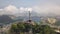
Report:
9,22,56,34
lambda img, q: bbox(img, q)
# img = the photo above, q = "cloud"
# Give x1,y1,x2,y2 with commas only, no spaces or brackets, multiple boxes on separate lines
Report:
32,4,60,15
4,5,18,11
4,5,18,14
19,7,32,12
0,5,33,16
28,8,32,11
0,5,18,15
0,4,60,16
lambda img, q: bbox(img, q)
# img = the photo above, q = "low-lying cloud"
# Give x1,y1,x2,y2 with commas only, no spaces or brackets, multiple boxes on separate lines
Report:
33,4,60,15
0,4,60,16
0,5,32,16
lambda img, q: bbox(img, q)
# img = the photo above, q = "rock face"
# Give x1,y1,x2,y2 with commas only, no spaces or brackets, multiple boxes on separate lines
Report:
0,15,13,24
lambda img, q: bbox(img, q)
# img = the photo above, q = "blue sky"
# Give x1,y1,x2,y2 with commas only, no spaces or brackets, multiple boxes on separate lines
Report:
0,0,60,16
0,0,41,8
0,0,60,8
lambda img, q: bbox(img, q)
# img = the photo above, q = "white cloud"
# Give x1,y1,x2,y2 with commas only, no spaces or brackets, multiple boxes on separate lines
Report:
19,7,33,13
0,9,3,11
28,8,32,11
4,5,18,11
0,9,4,15
0,5,19,15
0,5,33,16
32,4,60,15
0,4,60,16
19,7,26,13
4,5,18,14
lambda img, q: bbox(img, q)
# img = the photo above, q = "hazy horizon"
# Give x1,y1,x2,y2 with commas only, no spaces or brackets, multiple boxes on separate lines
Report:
0,0,60,16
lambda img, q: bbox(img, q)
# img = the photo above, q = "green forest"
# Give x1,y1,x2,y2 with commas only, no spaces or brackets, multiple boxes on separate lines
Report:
8,22,56,34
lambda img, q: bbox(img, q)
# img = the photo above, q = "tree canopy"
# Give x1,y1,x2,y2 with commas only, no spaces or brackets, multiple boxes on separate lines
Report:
10,22,56,34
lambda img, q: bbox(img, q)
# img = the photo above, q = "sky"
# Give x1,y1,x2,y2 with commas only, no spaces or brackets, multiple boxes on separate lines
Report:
0,0,60,16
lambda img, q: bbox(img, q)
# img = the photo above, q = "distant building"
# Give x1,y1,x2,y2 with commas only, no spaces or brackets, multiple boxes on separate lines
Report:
47,18,57,24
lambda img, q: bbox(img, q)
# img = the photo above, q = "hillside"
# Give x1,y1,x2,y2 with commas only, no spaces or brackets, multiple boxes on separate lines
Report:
0,15,13,24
